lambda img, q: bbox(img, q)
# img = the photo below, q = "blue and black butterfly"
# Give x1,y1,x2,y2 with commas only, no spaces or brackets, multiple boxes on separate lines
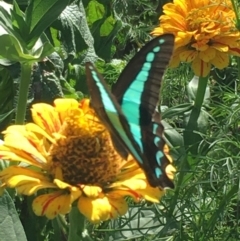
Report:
85,34,175,189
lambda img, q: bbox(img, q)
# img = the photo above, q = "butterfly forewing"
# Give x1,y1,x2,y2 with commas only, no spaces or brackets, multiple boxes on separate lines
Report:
86,34,175,188
85,63,145,164
112,34,174,117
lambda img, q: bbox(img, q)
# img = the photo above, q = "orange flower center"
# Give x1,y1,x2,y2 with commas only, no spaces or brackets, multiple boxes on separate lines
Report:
185,2,236,50
48,110,123,186
186,3,233,32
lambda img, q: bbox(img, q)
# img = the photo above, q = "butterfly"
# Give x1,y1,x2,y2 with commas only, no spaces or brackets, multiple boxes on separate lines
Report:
85,34,175,189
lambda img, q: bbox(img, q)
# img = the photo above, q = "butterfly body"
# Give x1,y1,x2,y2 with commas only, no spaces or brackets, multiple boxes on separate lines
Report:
86,34,175,188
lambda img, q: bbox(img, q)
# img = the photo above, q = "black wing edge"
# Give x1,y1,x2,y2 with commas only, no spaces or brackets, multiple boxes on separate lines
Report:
143,110,175,189
112,34,174,104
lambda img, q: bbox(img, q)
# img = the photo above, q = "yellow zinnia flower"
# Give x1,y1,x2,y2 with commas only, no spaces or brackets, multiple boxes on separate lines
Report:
0,98,175,223
152,0,240,77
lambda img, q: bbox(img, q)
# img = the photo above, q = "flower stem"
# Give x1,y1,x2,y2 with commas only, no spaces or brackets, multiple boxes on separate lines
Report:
183,75,208,153
15,63,32,124
68,206,93,241
192,75,208,114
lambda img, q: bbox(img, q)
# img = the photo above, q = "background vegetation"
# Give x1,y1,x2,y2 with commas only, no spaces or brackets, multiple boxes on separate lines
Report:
0,0,240,240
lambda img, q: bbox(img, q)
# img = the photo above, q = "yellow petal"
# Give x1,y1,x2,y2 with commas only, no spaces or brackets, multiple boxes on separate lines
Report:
109,182,163,203
192,57,211,77
54,179,72,189
113,178,163,202
180,50,197,62
109,179,147,202
107,189,141,202
214,36,240,48
78,196,111,223
54,98,80,123
107,197,128,218
26,123,56,144
53,179,82,202
2,128,47,166
0,147,43,167
229,46,240,56
211,52,229,69
116,178,147,190
117,160,144,181
135,184,164,203
2,125,26,136
192,41,209,52
199,48,216,62
117,169,145,182
15,181,56,195
171,0,187,17
169,56,181,68
0,166,56,195
169,46,187,68
33,191,73,219
81,185,102,198
212,43,229,52
151,27,165,36
175,32,193,48
54,179,79,191
0,166,51,182
31,103,61,134
78,195,128,223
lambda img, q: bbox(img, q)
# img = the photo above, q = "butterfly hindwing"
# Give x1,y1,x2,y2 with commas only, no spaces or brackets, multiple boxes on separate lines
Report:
86,34,174,188
143,110,174,188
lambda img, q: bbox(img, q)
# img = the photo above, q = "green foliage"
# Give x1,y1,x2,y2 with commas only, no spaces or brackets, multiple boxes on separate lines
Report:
0,191,27,241
0,0,240,241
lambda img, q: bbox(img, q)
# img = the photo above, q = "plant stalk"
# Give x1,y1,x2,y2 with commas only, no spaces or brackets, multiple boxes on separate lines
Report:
183,75,208,153
68,206,93,241
15,63,32,124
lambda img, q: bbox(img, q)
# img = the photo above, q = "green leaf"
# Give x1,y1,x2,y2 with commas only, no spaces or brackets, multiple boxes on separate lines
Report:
86,0,121,60
183,108,209,132
0,2,27,47
162,103,193,119
78,1,97,62
0,67,14,130
53,3,88,53
25,0,70,47
0,159,9,171
0,109,15,123
87,0,105,25
11,1,29,38
92,19,121,60
0,34,53,62
0,2,14,32
0,191,27,241
162,120,185,160
32,53,64,102
187,75,210,104
0,59,15,66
